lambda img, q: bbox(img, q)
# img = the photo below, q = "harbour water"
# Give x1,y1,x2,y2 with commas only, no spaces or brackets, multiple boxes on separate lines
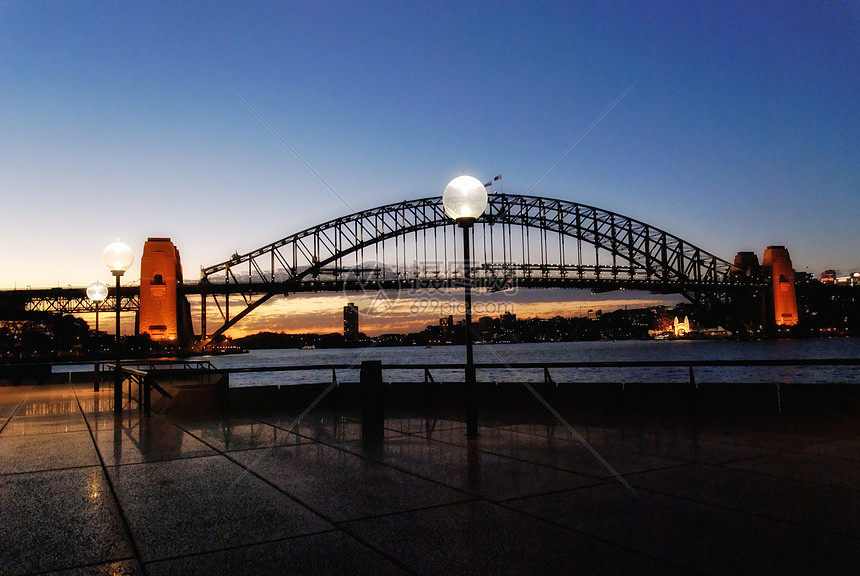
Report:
195,338,860,388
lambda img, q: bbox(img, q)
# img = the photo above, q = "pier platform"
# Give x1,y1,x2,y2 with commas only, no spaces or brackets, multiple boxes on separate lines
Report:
1,379,859,575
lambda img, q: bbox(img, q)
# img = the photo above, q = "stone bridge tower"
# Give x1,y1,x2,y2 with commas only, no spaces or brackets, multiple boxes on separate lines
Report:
138,238,194,346
761,245,799,327
731,247,799,332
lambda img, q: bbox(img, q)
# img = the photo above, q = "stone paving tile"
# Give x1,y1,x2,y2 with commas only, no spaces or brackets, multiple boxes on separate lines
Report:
0,410,89,436
73,389,124,431
342,499,694,575
0,466,133,576
92,415,217,465
591,428,779,464
180,417,298,452
795,437,860,461
683,423,831,451
145,531,410,575
383,416,467,436
50,559,145,575
106,454,333,562
262,412,404,444
416,426,687,479
0,429,100,473
726,451,860,490
1,384,91,438
505,483,860,576
80,406,139,432
342,435,599,501
628,462,860,538
0,385,31,420
231,442,470,521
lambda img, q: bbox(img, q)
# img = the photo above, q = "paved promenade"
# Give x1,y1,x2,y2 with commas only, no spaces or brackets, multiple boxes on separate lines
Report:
1,379,859,575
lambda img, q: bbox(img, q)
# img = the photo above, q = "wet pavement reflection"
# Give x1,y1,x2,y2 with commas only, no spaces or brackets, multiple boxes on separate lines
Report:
1,381,858,575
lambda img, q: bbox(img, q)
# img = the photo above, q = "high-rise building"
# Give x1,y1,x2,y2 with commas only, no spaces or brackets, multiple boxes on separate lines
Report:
762,246,798,326
343,302,359,341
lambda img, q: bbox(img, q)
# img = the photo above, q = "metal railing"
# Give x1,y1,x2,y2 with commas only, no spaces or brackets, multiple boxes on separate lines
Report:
107,365,173,415
208,357,860,385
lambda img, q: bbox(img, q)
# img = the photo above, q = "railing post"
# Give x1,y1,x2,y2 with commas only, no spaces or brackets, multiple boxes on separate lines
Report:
361,360,384,442
143,374,151,416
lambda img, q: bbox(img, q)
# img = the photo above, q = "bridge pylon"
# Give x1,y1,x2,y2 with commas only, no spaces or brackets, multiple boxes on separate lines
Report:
138,238,195,348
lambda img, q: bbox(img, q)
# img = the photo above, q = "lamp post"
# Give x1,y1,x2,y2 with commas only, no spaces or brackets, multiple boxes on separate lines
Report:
442,175,488,437
86,281,109,392
101,241,134,413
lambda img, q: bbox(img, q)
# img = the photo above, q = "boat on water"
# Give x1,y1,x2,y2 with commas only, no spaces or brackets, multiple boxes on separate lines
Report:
206,345,249,355
300,345,316,350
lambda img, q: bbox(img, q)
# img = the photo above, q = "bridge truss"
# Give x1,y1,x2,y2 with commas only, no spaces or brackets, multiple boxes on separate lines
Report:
197,194,755,343
7,286,139,315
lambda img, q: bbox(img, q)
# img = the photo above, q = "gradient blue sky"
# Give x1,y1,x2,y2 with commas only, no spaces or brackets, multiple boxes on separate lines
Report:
2,1,858,330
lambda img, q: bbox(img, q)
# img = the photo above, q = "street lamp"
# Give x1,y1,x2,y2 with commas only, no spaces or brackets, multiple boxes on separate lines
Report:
86,281,109,392
442,175,488,437
101,241,133,413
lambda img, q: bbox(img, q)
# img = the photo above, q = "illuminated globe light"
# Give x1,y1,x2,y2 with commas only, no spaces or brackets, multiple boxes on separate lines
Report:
101,241,134,275
86,281,109,302
442,175,488,224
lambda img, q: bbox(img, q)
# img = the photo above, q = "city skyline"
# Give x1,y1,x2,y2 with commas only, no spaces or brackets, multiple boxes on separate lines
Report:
2,2,858,336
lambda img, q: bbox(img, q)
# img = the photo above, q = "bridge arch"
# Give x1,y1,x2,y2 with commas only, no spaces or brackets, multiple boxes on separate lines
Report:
199,194,742,341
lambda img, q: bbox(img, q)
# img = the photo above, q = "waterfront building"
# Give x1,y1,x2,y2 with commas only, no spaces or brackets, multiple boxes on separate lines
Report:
673,316,692,337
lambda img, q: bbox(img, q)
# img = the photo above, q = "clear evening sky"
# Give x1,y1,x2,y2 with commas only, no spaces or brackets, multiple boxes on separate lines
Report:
1,1,858,334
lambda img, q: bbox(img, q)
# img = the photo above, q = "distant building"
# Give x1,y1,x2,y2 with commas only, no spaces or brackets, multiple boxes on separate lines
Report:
343,302,359,341
478,316,494,340
673,316,692,337
440,315,454,339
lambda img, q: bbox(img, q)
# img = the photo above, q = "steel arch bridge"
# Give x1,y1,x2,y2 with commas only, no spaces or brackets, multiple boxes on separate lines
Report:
197,193,755,343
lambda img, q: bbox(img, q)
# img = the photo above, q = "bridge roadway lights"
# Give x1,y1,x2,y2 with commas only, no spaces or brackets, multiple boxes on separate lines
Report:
443,176,489,438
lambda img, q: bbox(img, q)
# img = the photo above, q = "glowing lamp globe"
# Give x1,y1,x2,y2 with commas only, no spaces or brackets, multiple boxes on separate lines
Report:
86,281,109,302
443,175,488,225
101,241,134,275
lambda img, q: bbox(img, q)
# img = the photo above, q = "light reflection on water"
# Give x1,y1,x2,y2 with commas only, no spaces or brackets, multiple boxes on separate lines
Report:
192,339,860,387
